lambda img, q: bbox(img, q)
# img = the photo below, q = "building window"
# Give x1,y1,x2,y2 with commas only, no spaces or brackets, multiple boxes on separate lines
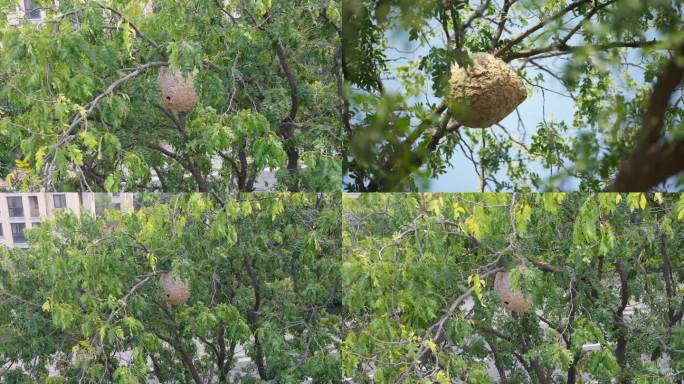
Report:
53,194,67,209
7,197,24,218
0,223,4,238
24,0,40,19
112,203,121,211
28,196,39,217
11,223,26,243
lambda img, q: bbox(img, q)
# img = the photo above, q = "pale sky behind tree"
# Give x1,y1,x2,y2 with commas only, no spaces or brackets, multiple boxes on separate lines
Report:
377,14,680,191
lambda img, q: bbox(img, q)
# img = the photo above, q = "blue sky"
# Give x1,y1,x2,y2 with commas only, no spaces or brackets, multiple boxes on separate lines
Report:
375,7,663,191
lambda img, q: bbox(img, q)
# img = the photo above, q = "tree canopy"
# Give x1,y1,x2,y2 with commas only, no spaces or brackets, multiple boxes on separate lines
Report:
0,193,343,383
342,0,684,191
0,0,342,192
342,192,684,383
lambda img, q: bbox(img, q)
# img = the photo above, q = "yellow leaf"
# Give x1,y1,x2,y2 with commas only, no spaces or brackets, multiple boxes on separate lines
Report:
15,157,30,171
77,105,87,118
147,253,157,271
654,193,664,205
434,371,450,384
615,194,622,204
428,197,443,216
453,202,466,218
423,340,438,353
271,200,284,221
41,300,51,312
123,22,134,58
472,274,486,306
639,193,646,209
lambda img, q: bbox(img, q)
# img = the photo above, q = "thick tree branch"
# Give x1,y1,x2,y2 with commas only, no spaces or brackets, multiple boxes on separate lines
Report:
147,143,208,192
503,40,660,62
242,254,270,380
272,41,298,122
272,40,301,191
490,0,515,50
613,260,629,374
606,42,684,191
69,61,168,132
152,330,204,384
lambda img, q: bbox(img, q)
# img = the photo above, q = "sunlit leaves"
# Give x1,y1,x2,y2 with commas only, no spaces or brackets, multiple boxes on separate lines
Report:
122,22,134,59
342,193,684,382
626,192,647,211
514,202,532,236
572,195,599,247
677,194,684,220
146,252,157,271
464,205,490,241
113,366,139,384
598,221,615,256
0,0,339,192
427,195,444,216
541,192,567,214
0,193,342,382
469,273,486,306
167,40,202,73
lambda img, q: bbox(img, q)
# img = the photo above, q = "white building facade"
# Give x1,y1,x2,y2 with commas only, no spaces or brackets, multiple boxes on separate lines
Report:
0,193,135,248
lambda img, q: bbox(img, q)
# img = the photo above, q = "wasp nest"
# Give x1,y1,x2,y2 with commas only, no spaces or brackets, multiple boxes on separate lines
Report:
449,53,527,128
157,67,198,112
493,270,532,313
160,272,190,305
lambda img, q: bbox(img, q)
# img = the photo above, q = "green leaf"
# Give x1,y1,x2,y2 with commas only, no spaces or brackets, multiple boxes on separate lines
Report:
122,22,133,58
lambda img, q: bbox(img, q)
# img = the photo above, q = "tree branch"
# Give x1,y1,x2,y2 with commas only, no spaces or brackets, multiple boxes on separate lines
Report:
606,42,684,191
152,329,204,384
613,259,629,373
398,266,505,381
494,0,591,57
490,0,515,50
147,143,208,192
67,61,168,133
502,40,659,62
460,0,492,34
94,2,159,49
272,41,298,122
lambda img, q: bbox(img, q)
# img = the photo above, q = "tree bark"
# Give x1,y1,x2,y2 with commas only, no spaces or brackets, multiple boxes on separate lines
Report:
242,254,270,380
273,41,301,191
606,42,684,191
153,330,204,384
613,260,629,382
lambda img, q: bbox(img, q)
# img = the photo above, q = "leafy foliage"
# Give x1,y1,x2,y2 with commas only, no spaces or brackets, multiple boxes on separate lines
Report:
0,0,341,192
0,193,343,383
342,192,684,382
342,0,684,191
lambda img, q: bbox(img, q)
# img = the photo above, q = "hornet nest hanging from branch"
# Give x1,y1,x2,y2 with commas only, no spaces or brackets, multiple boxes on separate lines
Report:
449,52,527,128
157,67,198,112
493,269,532,313
160,272,190,305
